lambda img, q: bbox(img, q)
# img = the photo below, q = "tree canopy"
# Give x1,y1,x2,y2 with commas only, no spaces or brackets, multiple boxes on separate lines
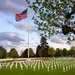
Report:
0,46,7,58
36,36,49,57
21,48,35,58
9,48,19,58
26,0,75,43
48,47,55,57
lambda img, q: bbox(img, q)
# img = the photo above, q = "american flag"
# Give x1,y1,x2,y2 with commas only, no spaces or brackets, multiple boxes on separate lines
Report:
16,9,28,21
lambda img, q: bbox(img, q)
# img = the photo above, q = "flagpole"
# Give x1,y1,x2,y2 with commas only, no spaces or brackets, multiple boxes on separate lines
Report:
27,8,30,58
28,17,29,58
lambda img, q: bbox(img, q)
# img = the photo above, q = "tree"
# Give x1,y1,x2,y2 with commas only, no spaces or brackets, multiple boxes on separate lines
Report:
26,0,75,42
36,36,49,57
70,46,75,51
9,48,19,58
48,47,55,57
0,46,7,58
55,48,62,57
69,46,75,57
40,36,49,57
2,49,7,58
69,49,74,57
62,48,68,57
29,48,35,57
36,45,42,57
0,50,2,58
21,49,28,58
21,48,35,58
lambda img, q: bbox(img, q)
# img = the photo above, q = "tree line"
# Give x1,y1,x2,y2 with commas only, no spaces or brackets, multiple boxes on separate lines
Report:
36,36,75,57
0,37,75,58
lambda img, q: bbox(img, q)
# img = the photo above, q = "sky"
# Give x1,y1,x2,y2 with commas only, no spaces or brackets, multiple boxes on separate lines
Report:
0,0,75,55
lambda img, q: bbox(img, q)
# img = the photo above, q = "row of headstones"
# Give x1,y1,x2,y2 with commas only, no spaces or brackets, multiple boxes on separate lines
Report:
63,64,75,72
48,60,75,72
21,59,74,72
0,59,75,72
0,60,59,70
0,61,37,70
20,60,75,72
15,60,75,72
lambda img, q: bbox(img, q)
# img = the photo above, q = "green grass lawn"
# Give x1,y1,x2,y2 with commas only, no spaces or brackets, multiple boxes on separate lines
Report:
0,66,75,75
0,58,75,75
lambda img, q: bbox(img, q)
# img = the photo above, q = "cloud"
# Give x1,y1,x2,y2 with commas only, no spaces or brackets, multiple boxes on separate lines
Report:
57,34,67,41
11,0,28,7
51,36,64,44
49,42,70,50
0,0,21,15
0,0,35,17
0,41,17,48
0,32,25,48
14,23,39,33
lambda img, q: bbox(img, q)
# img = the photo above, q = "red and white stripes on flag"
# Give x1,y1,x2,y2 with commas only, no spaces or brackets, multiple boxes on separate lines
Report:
16,9,28,21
